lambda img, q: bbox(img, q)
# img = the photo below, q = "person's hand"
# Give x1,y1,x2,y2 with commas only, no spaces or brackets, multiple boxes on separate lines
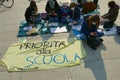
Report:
68,23,73,26
100,16,103,24
90,32,94,36
54,13,58,16
73,21,77,24
67,16,70,18
90,32,97,36
48,13,52,15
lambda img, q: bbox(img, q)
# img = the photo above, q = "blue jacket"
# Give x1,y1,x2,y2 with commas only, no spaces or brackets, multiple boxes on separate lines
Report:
80,19,97,36
68,7,80,21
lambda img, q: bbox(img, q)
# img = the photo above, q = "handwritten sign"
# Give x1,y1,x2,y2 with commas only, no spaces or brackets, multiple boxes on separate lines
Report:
0,39,86,72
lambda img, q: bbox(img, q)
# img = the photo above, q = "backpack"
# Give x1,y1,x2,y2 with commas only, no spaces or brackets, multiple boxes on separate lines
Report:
87,36,103,50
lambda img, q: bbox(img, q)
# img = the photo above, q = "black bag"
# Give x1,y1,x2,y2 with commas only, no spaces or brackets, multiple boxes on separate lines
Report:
87,36,103,50
116,26,120,35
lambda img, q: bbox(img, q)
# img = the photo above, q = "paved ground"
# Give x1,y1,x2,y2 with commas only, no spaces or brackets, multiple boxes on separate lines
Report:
0,0,120,80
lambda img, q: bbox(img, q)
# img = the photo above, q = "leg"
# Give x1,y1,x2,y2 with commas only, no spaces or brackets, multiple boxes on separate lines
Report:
103,21,114,29
49,16,54,22
72,29,86,40
67,18,74,26
67,17,73,23
75,19,81,25
54,16,59,22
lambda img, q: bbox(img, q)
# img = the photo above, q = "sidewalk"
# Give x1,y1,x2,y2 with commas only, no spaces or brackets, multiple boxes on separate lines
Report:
0,0,120,80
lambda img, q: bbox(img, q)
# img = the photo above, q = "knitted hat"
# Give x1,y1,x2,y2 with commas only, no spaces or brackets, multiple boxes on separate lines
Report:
48,0,55,8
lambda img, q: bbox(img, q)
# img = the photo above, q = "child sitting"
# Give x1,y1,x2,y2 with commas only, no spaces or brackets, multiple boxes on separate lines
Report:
67,2,81,26
25,1,39,25
45,0,61,22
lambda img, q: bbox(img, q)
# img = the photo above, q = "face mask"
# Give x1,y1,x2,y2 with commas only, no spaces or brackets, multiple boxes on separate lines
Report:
71,8,74,10
92,22,96,25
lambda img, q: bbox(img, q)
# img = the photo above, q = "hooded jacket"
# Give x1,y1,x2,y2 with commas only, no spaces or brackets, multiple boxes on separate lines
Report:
102,4,119,22
45,0,60,14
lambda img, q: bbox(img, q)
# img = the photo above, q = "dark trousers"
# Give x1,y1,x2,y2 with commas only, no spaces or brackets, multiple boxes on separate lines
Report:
103,21,114,28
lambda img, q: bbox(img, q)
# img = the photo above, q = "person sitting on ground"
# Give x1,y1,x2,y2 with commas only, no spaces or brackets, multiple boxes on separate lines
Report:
78,15,104,50
60,2,70,24
60,2,70,17
73,15,104,40
67,2,81,26
45,0,61,22
101,1,119,29
25,1,38,24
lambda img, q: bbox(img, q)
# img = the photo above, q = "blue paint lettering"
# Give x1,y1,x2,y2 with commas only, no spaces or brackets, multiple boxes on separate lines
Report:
53,54,65,64
25,56,34,67
25,53,81,68
42,55,52,64
74,53,81,61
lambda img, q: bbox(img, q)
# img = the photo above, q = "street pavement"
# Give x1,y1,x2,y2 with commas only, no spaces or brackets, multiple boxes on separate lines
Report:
0,0,120,80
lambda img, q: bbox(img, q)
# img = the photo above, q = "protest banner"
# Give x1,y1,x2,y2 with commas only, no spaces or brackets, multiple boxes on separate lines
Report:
0,38,86,72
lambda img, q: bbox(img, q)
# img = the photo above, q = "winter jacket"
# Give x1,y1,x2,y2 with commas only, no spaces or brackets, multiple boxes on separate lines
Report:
45,0,60,15
68,6,81,21
80,19,97,36
102,4,119,22
25,7,35,23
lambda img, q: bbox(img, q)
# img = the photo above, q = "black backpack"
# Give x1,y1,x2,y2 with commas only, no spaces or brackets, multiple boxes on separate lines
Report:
87,36,103,50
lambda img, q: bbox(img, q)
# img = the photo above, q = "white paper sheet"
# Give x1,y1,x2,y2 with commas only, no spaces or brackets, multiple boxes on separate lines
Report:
48,22,58,26
72,24,81,31
50,26,67,33
23,26,32,30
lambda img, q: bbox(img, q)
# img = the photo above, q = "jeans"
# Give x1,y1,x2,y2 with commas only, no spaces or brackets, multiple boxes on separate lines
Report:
67,18,81,25
97,32,104,37
72,29,104,40
72,29,86,40
49,16,59,22
103,21,114,28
